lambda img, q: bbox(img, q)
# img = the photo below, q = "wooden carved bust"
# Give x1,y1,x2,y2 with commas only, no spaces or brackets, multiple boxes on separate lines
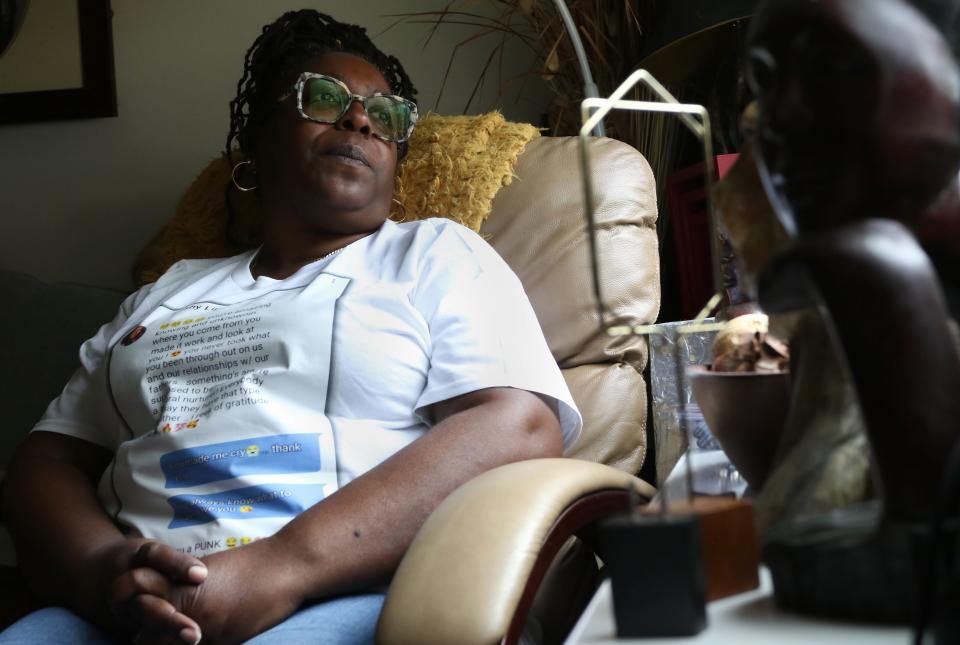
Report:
728,0,960,622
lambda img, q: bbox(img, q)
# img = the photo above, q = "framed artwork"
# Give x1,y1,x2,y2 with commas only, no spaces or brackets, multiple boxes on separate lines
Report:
0,0,116,124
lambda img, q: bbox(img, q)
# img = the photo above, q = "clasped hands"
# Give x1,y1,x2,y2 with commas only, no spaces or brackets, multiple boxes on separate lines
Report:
99,536,299,645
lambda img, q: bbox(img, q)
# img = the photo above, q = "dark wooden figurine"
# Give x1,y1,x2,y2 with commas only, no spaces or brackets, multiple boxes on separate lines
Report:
738,0,960,623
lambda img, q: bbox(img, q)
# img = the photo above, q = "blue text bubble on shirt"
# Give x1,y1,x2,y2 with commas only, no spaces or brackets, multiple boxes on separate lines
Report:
166,483,326,528
160,434,321,488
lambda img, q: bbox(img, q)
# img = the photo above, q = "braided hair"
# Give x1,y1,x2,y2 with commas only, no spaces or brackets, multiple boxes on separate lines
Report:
226,10,418,162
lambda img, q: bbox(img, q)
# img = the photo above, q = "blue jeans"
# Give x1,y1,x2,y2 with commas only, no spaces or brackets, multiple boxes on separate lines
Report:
0,593,385,644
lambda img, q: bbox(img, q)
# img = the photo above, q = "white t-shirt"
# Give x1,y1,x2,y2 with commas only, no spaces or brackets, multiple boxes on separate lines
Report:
34,218,581,556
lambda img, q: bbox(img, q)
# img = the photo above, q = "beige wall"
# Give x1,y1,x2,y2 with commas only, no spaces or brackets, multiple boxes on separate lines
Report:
0,1,549,290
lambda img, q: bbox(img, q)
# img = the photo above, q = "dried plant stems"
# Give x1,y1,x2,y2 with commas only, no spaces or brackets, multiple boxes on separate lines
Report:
386,0,651,140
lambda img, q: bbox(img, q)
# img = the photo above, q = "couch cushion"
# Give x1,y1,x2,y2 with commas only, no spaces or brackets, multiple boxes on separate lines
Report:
0,271,127,471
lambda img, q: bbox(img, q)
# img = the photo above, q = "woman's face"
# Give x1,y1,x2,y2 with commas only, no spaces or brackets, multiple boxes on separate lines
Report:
254,52,399,235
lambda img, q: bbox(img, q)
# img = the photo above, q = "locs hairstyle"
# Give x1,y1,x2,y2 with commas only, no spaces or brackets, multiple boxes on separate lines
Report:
225,10,418,162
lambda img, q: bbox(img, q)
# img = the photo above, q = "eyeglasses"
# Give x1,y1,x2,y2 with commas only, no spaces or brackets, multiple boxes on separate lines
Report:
279,72,418,143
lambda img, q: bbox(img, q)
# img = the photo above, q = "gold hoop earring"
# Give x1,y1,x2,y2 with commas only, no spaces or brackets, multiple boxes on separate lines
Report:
391,197,408,222
231,160,258,192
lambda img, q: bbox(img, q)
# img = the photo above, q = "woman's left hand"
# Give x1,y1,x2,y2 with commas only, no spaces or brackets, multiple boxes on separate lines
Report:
129,537,304,645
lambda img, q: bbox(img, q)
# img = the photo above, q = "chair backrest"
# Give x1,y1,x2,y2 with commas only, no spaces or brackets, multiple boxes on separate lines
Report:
480,136,660,474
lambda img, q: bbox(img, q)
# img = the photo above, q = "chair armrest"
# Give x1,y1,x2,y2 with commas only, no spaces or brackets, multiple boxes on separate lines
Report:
376,458,655,645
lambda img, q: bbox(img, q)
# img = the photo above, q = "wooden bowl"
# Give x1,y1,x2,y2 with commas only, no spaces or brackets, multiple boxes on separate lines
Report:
686,366,791,489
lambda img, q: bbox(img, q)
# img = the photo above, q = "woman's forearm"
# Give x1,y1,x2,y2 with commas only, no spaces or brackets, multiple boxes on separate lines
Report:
2,432,126,616
264,387,563,603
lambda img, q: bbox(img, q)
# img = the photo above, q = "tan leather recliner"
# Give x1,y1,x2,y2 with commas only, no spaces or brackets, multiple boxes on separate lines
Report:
377,135,661,644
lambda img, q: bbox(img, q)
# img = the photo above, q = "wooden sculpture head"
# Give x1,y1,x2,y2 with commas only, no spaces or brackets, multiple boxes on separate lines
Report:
743,0,960,523
747,0,960,237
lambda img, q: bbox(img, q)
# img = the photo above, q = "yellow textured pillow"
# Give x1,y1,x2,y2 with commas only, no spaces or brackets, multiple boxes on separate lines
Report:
133,112,539,286
390,111,539,229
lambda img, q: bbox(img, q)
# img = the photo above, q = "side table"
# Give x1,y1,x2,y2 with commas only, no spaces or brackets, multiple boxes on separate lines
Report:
564,567,910,644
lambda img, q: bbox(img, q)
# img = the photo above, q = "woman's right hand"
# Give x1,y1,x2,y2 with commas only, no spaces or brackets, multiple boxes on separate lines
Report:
98,538,207,644
3,433,204,642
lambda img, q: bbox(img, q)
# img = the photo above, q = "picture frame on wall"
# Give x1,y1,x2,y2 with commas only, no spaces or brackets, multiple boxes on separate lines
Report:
0,0,116,125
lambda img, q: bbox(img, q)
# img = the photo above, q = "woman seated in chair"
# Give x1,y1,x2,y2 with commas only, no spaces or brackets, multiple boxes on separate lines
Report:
0,10,580,644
